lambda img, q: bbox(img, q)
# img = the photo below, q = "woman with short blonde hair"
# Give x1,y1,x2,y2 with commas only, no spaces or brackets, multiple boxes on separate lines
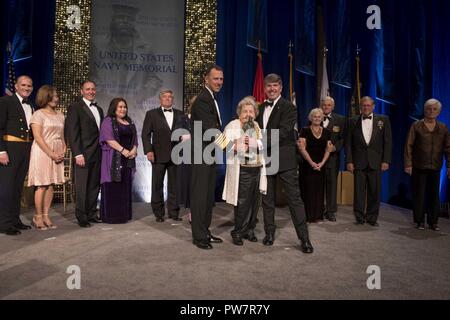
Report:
222,96,266,245
298,107,333,222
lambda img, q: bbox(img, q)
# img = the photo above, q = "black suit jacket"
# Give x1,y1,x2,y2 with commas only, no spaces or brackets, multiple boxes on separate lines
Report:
65,99,104,163
345,114,392,170
190,87,221,150
0,94,34,151
141,107,183,163
324,112,346,169
256,97,298,174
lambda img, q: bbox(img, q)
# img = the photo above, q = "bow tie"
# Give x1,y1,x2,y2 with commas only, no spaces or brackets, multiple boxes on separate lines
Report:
163,108,173,113
22,99,30,105
265,100,274,107
213,92,218,101
362,115,372,120
324,115,331,121
90,102,98,107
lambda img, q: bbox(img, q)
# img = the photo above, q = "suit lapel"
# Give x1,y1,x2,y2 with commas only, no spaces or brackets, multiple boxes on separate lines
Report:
257,104,265,128
172,110,181,132
369,114,378,146
356,116,366,145
81,100,97,125
158,107,171,131
266,100,281,129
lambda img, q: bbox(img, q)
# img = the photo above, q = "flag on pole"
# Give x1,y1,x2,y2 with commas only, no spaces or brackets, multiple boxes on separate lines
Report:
320,46,329,101
4,42,16,96
350,45,362,116
252,41,265,104
288,41,299,135
288,40,295,104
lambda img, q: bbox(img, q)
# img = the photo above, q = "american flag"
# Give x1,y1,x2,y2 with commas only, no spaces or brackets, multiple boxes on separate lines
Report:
4,42,16,96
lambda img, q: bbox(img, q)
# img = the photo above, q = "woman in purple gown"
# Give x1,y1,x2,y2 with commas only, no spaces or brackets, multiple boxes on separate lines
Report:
99,98,138,223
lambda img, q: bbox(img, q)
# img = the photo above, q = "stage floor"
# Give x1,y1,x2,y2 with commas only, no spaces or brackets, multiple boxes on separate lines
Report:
1,202,449,300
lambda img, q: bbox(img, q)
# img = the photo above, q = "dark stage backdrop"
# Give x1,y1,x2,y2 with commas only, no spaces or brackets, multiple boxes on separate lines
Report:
2,0,450,207
216,0,450,206
1,0,55,99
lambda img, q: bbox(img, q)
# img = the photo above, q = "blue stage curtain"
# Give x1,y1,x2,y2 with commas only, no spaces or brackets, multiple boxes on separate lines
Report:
323,0,351,89
215,0,450,205
294,0,315,76
1,0,55,95
431,0,450,202
247,0,268,51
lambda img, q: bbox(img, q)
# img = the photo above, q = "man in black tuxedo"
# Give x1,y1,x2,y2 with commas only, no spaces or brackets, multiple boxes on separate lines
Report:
190,65,227,250
255,73,313,253
320,96,346,222
65,80,104,227
0,75,34,235
345,96,392,226
142,89,183,222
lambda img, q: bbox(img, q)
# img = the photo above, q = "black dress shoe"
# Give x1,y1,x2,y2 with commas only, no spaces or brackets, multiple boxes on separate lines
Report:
193,241,213,250
208,235,223,243
170,216,182,221
416,223,425,230
88,217,102,223
354,220,365,225
232,237,244,246
78,221,92,228
2,227,21,236
15,222,32,230
368,221,379,227
262,233,274,246
300,238,314,254
430,224,440,231
327,214,336,222
243,231,258,242
156,217,164,222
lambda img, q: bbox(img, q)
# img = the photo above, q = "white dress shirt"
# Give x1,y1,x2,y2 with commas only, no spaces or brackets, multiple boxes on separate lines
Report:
16,92,32,128
162,107,174,129
263,95,281,129
83,98,101,129
362,113,374,145
323,113,332,129
205,86,222,126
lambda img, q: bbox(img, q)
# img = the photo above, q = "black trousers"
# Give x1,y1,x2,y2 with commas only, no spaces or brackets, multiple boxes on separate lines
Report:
262,168,308,240
151,161,179,218
353,167,381,224
74,160,100,223
190,163,216,243
412,168,440,225
0,142,31,231
324,166,339,215
231,166,260,239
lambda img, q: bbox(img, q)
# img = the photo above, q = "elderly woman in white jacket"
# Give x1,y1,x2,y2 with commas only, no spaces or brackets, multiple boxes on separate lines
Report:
222,96,267,245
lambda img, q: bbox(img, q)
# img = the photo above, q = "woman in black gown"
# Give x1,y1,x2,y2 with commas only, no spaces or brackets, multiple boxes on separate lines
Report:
173,96,196,223
99,98,138,223
298,108,333,222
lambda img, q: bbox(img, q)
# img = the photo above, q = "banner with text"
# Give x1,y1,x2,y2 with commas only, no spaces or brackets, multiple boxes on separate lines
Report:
89,0,185,202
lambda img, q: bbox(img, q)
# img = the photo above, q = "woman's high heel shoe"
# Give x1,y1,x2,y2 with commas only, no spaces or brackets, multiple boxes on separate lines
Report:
42,214,57,229
32,215,48,230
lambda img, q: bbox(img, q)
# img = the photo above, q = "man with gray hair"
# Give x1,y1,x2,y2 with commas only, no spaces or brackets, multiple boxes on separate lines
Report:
255,73,313,253
142,89,184,222
345,96,392,226
320,96,346,222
